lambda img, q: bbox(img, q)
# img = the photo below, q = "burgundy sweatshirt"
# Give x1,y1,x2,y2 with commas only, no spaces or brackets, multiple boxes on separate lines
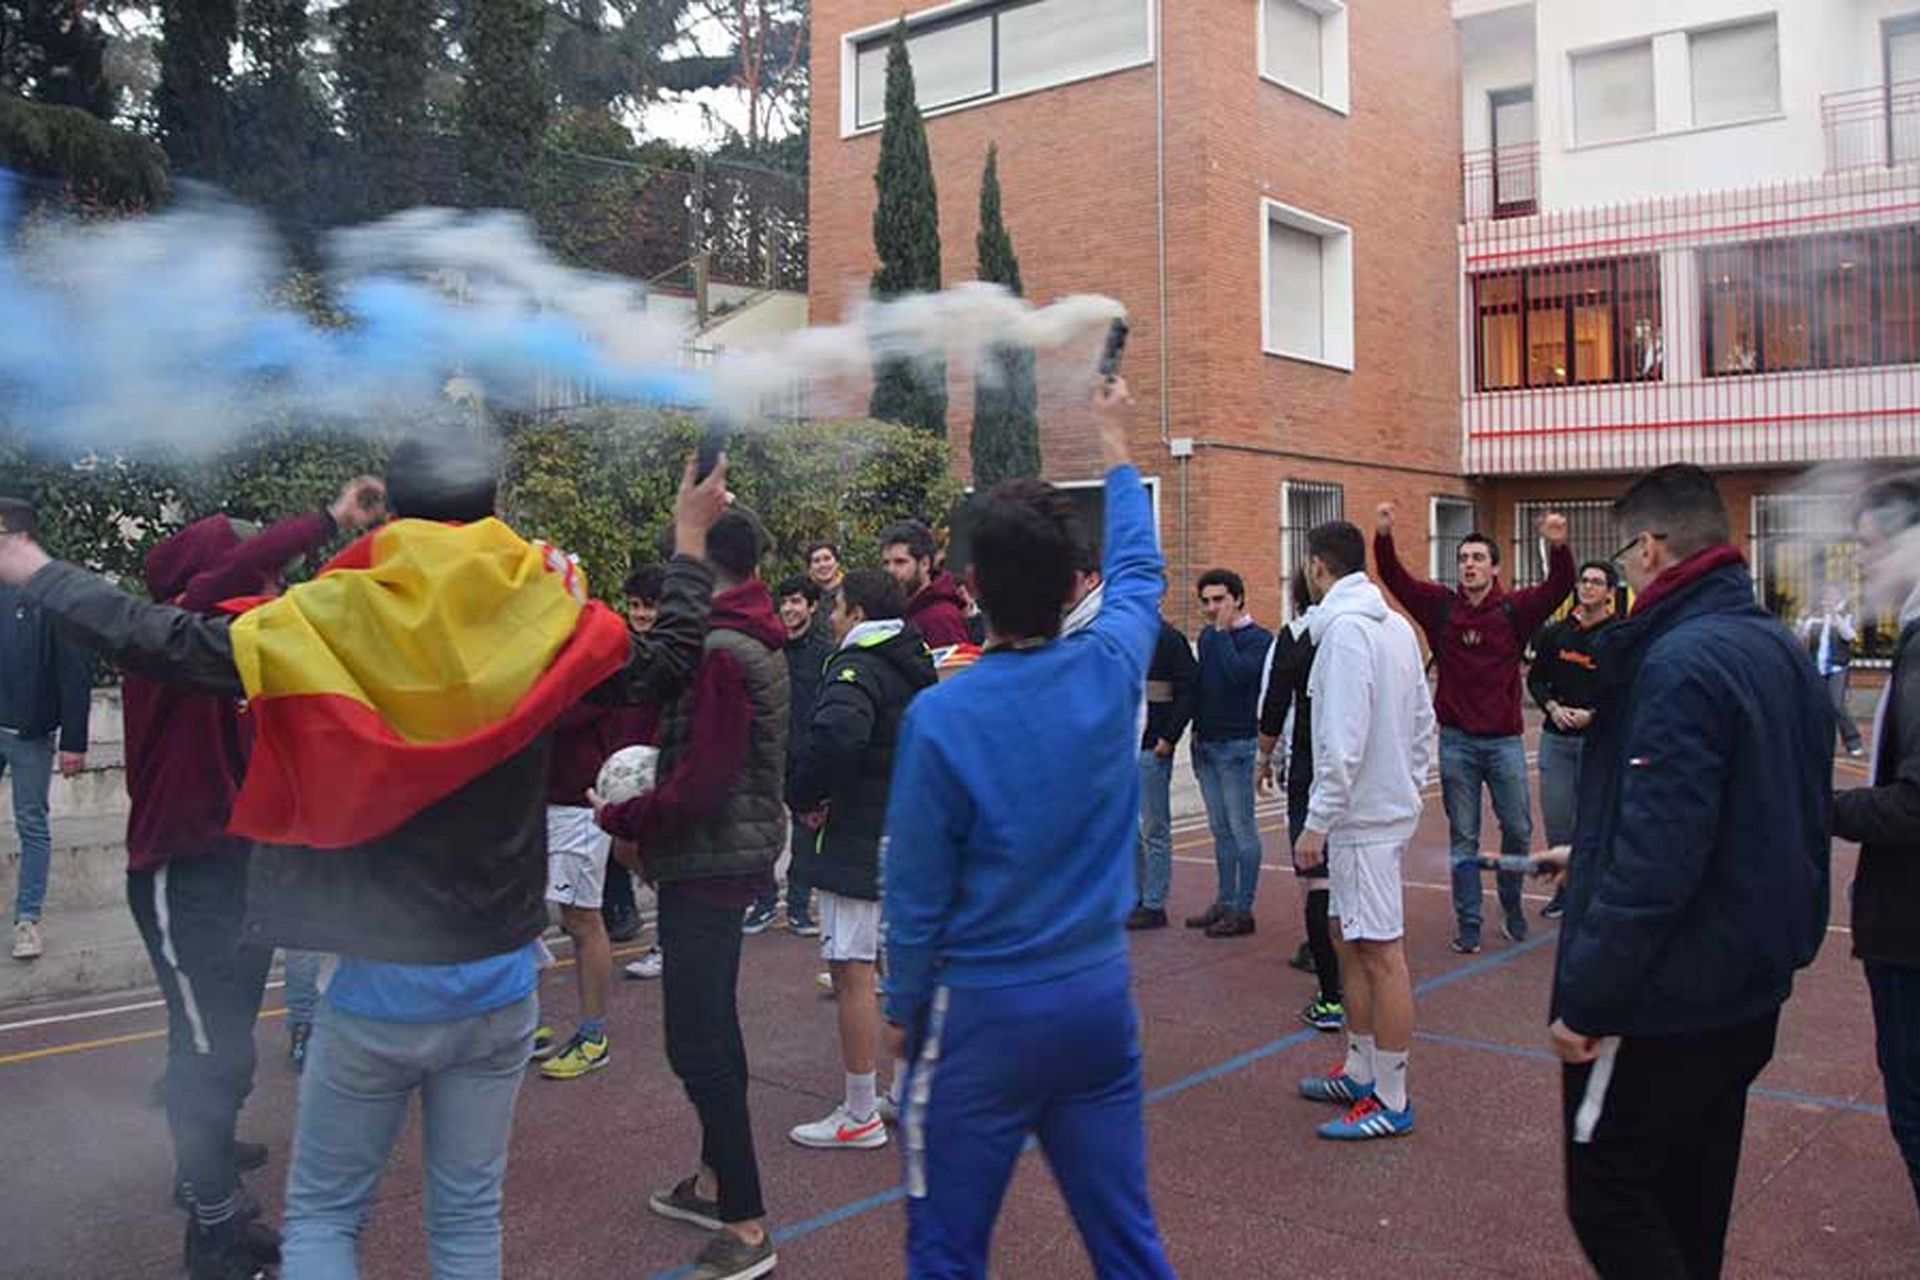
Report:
906,571,972,648
600,581,788,907
1373,532,1575,739
122,512,334,871
544,699,659,807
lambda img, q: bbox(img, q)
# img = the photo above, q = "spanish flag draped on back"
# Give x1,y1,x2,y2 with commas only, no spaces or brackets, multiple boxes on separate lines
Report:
224,518,631,849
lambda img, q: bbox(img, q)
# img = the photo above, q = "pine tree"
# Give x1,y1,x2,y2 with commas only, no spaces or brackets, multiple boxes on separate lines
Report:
338,0,437,215
867,21,946,436
231,0,321,253
971,144,1040,487
459,0,549,209
155,0,238,180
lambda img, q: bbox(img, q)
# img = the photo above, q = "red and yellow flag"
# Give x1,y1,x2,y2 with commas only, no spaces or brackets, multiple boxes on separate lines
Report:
225,518,630,848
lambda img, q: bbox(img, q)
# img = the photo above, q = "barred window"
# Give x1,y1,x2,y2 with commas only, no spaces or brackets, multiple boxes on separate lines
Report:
1279,480,1344,618
1510,500,1614,589
1754,493,1892,663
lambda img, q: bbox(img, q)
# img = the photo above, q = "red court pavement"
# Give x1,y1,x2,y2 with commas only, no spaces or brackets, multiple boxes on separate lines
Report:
0,753,1912,1278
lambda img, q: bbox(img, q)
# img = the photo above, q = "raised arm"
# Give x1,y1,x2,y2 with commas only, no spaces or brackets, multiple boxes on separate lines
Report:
1088,380,1163,680
23,562,243,697
1371,504,1452,637
593,457,727,706
1509,513,1575,634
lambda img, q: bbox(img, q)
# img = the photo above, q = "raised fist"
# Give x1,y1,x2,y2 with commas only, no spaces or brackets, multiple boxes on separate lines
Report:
1538,512,1569,546
1375,502,1396,537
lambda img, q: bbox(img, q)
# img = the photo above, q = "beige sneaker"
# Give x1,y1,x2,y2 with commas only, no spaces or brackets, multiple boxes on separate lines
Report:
12,919,43,961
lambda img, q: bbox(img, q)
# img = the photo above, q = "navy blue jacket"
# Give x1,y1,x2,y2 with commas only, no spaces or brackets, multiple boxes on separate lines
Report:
1193,620,1272,742
0,583,92,753
1552,555,1831,1039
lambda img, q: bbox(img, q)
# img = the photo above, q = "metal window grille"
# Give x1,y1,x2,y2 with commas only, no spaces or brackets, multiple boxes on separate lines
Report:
1511,500,1614,588
1753,493,1894,663
1279,481,1345,618
1430,496,1477,588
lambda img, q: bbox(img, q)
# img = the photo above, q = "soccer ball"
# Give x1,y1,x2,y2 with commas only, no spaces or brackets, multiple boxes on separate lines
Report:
595,745,659,805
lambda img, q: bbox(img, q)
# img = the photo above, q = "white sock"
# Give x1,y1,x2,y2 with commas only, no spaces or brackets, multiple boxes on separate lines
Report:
846,1071,878,1121
1375,1049,1409,1111
890,1059,908,1106
1344,1033,1377,1085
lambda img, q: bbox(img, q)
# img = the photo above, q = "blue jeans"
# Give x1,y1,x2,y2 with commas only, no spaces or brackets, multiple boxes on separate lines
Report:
1,731,55,923
1867,962,1920,1218
1827,670,1865,754
1135,750,1173,910
1439,728,1531,938
284,951,325,1028
1192,737,1262,914
1537,732,1586,848
282,993,538,1279
903,957,1175,1279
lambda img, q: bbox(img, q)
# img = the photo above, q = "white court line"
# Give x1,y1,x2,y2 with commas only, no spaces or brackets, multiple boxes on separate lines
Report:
0,978,287,1037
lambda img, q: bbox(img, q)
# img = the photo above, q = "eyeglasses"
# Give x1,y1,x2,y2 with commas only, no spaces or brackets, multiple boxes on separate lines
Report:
1609,531,1666,564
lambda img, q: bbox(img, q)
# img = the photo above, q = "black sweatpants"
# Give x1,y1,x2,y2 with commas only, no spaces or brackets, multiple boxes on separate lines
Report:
1289,808,1341,1004
127,855,271,1211
1562,1010,1779,1279
659,885,765,1223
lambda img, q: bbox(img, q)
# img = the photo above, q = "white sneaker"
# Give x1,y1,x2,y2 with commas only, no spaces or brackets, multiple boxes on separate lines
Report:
624,948,663,980
11,919,42,961
815,970,835,995
789,1103,889,1150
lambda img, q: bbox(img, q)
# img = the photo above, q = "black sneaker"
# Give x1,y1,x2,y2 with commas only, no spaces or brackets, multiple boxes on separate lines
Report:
1500,916,1530,944
289,1019,312,1072
184,1219,268,1280
1124,906,1168,931
1450,934,1482,955
1204,910,1256,939
650,1175,724,1231
1184,903,1228,930
1288,941,1318,974
1541,890,1566,920
688,1227,778,1279
786,911,820,938
741,903,777,936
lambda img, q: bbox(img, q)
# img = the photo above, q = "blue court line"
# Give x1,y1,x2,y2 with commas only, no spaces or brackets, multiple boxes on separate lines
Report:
646,930,1562,1278
1415,1029,1889,1118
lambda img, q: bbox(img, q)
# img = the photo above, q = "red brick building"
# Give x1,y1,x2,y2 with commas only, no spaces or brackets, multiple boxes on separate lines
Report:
809,0,1469,628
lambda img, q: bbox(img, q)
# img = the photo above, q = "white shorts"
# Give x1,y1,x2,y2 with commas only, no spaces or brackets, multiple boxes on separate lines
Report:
817,890,882,964
1327,837,1407,943
545,806,611,910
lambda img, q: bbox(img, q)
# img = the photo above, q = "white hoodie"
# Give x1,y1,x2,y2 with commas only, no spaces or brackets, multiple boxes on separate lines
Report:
1303,572,1436,845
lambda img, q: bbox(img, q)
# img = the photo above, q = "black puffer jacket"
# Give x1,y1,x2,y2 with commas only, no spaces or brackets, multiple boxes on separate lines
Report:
23,554,712,964
1835,617,1920,968
788,621,937,900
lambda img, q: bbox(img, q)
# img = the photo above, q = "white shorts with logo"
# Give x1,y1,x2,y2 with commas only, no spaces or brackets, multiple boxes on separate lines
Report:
1328,837,1408,943
545,806,610,911
816,889,882,964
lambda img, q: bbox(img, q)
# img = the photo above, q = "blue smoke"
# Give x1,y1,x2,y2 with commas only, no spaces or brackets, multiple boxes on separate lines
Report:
0,170,711,454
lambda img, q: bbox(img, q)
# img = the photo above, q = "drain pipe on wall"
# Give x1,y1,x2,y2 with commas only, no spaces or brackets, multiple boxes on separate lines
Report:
1152,0,1195,631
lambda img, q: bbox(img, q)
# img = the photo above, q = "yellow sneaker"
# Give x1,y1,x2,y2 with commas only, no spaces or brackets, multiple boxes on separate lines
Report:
538,1032,610,1080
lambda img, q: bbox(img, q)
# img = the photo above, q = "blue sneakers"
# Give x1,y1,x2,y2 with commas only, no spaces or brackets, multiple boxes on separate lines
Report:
1317,1096,1415,1141
1298,1066,1375,1104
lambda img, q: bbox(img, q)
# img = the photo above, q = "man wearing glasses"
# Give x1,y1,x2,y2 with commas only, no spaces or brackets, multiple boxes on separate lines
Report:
1525,560,1621,919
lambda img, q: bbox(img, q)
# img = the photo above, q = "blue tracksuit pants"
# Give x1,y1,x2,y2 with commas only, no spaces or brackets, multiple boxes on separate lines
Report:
902,956,1175,1279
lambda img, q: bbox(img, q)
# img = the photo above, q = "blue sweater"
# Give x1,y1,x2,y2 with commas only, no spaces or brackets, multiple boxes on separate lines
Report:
882,465,1161,1028
1193,620,1272,741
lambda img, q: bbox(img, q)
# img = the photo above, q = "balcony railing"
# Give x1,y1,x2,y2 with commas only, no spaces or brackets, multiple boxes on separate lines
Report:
1462,143,1539,222
1822,80,1920,174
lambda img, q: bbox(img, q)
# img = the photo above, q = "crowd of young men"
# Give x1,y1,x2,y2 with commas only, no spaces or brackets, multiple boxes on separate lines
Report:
2,410,1915,1279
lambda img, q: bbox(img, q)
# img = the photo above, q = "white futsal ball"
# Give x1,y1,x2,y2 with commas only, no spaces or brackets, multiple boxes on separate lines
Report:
595,745,659,805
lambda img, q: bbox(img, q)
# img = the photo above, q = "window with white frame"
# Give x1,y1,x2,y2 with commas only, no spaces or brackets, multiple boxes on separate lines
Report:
1511,500,1614,588
1279,480,1345,617
1690,17,1780,127
1571,40,1656,145
1429,496,1476,588
1263,201,1354,369
848,0,1153,131
1260,0,1349,113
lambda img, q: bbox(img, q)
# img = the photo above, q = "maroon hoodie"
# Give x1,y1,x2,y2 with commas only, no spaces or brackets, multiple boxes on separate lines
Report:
122,511,335,871
906,571,971,648
545,698,660,807
1374,532,1575,739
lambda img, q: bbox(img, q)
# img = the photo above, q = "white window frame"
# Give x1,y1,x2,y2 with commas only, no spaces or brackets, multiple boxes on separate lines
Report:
1428,495,1476,585
839,0,1158,138
1686,15,1781,130
1261,198,1355,371
1257,0,1351,116
1564,15,1788,153
1567,37,1658,148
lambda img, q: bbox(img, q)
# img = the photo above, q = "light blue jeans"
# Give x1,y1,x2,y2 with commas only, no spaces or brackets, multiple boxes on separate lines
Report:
284,951,325,1027
281,993,538,1279
1135,749,1174,910
1192,737,1262,913
1439,728,1532,939
1,730,55,923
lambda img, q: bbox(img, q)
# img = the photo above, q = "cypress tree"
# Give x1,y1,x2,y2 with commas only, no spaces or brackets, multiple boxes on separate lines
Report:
338,0,437,215
155,0,238,180
971,144,1040,487
232,0,320,252
459,0,549,209
867,21,946,436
